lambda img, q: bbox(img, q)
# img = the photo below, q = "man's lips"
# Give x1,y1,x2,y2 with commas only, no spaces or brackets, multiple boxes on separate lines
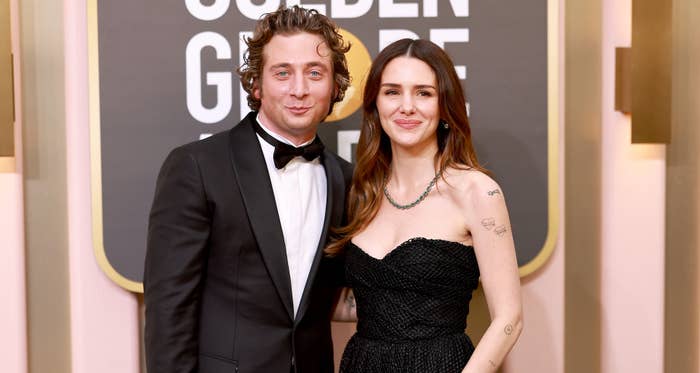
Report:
286,106,311,115
394,118,422,129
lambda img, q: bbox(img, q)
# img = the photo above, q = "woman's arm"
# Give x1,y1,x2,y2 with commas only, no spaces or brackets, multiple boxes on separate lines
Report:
460,175,523,373
332,287,358,322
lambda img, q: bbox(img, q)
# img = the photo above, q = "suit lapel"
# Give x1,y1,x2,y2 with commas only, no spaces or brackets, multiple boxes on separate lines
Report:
228,113,294,320
294,150,346,323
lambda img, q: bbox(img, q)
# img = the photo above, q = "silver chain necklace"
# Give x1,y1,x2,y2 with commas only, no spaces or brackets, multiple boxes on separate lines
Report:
383,172,442,210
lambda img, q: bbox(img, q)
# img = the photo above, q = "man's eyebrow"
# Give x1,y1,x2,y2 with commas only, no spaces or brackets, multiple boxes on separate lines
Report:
269,63,290,69
268,61,330,70
306,61,329,69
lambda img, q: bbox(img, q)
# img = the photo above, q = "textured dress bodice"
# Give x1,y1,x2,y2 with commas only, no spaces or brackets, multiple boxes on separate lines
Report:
339,237,480,373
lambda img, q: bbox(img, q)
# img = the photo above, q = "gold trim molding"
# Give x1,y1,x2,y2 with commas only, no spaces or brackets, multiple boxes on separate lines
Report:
519,0,560,277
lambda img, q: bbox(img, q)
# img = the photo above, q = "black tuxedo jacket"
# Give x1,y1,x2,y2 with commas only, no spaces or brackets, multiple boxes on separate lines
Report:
144,112,353,373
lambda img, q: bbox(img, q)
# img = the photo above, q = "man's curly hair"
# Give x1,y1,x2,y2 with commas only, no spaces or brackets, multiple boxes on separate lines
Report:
237,5,351,115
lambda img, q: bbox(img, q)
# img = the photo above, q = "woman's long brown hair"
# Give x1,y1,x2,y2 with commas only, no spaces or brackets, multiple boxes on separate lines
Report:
325,39,487,256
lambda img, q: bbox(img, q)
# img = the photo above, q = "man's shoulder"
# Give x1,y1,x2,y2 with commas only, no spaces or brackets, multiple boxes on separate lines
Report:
164,131,229,163
171,116,255,158
188,130,229,148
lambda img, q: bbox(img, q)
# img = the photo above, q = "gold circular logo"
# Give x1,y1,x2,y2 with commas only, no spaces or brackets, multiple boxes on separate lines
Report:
326,28,372,122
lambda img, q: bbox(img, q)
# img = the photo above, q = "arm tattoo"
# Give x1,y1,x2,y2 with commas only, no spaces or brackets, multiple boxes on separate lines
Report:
487,189,501,196
495,225,508,237
504,323,514,335
345,294,356,309
481,217,496,230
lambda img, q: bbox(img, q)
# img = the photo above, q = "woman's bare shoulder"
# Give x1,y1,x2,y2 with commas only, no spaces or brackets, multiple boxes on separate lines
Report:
440,167,507,222
442,167,501,196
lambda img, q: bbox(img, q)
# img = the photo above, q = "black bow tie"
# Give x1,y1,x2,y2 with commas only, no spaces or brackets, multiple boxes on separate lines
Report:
253,120,325,169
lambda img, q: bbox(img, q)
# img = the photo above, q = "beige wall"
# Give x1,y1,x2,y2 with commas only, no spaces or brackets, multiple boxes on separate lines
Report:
665,0,700,371
564,0,603,370
20,0,71,372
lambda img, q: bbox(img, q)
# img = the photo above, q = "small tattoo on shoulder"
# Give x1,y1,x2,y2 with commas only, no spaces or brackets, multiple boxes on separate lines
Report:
487,189,501,196
504,323,514,335
481,218,496,230
489,360,497,367
495,225,507,237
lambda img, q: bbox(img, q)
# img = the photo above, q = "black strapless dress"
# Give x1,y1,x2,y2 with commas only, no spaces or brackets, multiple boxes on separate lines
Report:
339,237,481,373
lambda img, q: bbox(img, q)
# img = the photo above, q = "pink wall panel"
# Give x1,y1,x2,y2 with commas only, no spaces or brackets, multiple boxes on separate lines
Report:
0,175,27,373
64,1,141,372
601,0,666,371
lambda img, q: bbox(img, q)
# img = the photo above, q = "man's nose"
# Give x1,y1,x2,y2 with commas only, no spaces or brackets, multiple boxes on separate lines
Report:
290,75,309,97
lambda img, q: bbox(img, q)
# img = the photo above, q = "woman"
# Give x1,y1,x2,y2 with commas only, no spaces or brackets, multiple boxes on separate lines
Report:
329,39,523,372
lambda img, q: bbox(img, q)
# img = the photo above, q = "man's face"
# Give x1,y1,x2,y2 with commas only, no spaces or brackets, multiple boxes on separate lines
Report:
255,32,335,145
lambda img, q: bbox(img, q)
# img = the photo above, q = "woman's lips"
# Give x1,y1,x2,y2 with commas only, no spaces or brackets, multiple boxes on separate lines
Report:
394,118,421,129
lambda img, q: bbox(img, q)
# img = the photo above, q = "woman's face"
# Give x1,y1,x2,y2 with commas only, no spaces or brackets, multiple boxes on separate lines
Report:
376,56,440,152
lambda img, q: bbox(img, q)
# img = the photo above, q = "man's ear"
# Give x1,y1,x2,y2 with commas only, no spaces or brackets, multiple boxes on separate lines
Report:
253,80,261,99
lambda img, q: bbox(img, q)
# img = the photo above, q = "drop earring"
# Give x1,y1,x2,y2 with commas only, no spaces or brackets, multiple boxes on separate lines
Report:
440,120,449,129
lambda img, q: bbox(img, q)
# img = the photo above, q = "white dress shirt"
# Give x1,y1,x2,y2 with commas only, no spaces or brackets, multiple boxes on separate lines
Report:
256,117,327,316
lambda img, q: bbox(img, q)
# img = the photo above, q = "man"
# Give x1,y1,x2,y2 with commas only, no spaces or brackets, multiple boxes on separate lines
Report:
143,6,353,373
